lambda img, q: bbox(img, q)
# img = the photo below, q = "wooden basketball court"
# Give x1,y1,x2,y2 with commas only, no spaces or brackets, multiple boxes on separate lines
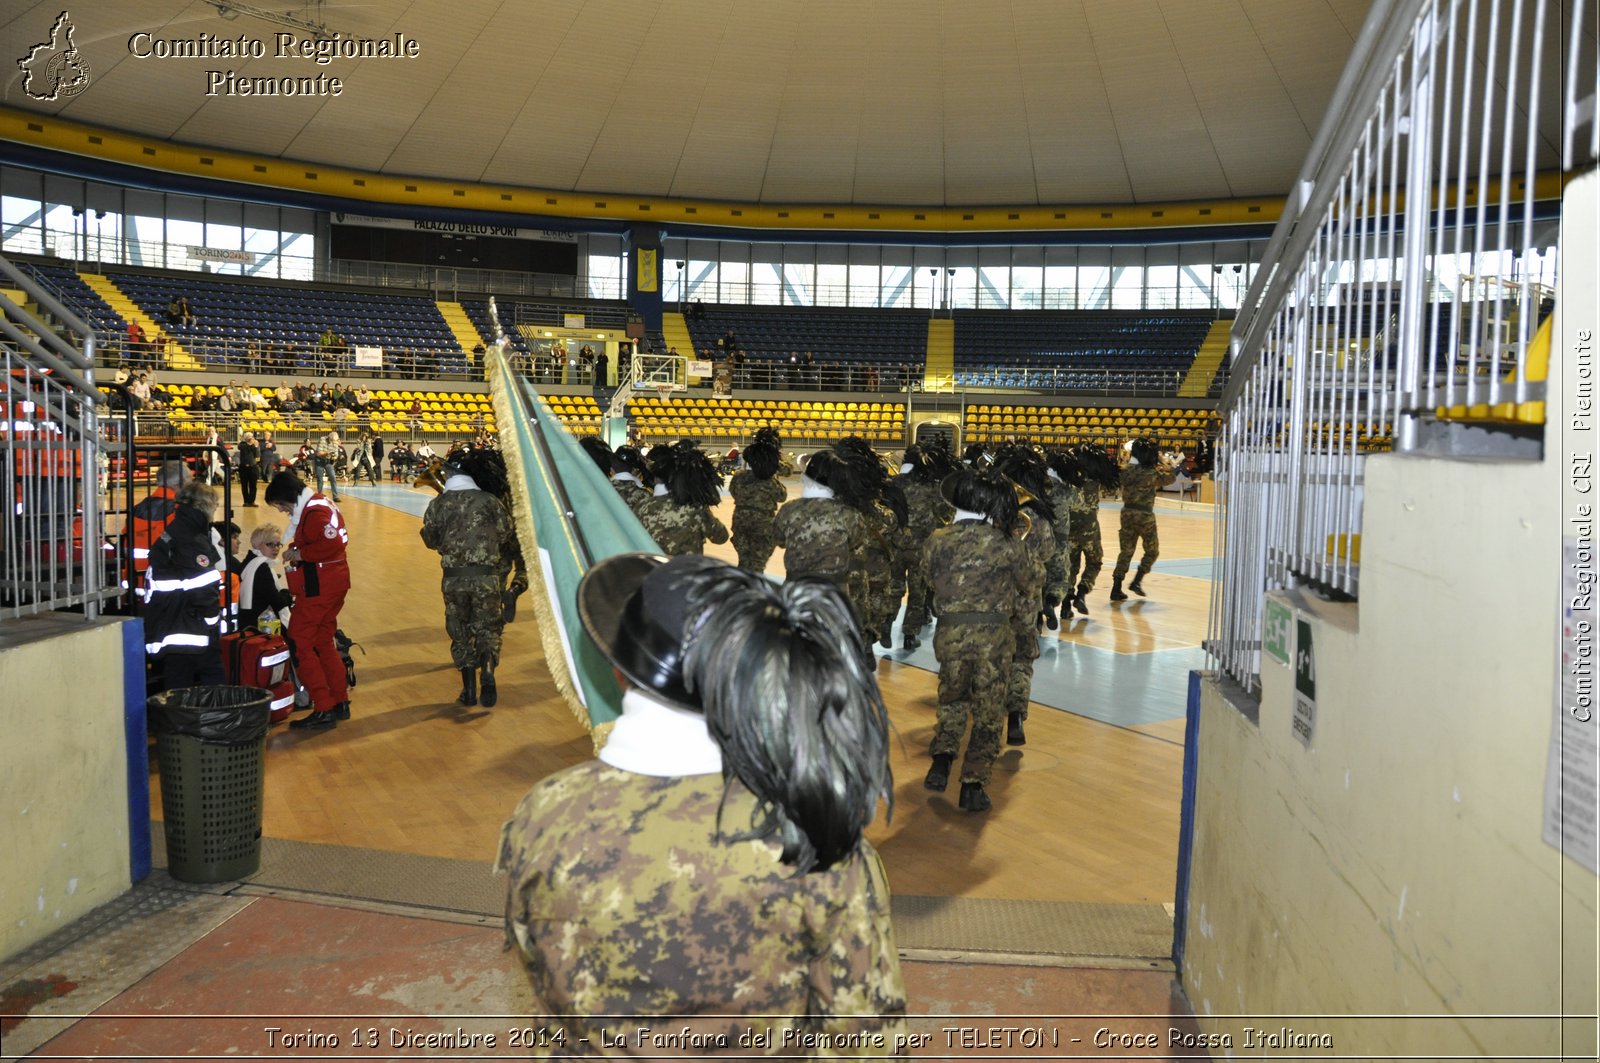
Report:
163,479,1213,910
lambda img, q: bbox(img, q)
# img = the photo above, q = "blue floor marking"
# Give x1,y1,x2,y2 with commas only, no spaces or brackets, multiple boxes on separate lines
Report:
1154,556,1216,581
876,608,1202,726
339,483,435,518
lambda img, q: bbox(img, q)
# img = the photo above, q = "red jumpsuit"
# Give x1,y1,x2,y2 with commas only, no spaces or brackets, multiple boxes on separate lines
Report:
284,491,350,713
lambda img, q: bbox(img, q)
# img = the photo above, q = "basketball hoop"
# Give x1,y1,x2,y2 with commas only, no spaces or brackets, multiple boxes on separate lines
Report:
655,385,674,402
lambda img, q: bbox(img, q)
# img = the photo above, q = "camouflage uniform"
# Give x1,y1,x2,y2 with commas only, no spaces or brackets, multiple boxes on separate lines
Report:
612,477,651,515
637,494,730,557
855,504,899,644
921,521,1032,786
421,486,514,669
728,471,787,573
1007,517,1056,722
1112,464,1178,582
499,764,908,1055
773,496,867,599
1068,483,1104,594
894,476,952,632
1041,479,1077,606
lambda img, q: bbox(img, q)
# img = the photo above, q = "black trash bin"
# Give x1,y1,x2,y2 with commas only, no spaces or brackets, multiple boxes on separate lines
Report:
149,685,272,883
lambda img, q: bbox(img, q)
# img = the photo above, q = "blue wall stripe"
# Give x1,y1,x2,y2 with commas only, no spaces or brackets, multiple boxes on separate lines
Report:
1172,668,1203,971
122,617,151,883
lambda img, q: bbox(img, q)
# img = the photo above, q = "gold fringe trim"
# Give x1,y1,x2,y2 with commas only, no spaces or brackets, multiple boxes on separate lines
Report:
486,349,609,754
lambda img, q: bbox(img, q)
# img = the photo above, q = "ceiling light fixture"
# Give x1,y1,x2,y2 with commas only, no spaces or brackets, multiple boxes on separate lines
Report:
203,1,335,40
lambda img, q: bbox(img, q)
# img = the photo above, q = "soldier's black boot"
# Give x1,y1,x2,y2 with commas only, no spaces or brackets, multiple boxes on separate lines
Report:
479,662,497,708
1128,572,1147,597
958,782,992,812
924,753,953,792
878,628,894,649
1042,596,1060,631
902,628,921,651
1073,585,1090,615
457,667,478,707
1110,578,1128,601
1007,711,1026,746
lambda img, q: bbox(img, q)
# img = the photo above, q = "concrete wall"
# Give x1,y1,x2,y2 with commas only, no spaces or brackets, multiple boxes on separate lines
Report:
1,614,146,961
1180,175,1598,1057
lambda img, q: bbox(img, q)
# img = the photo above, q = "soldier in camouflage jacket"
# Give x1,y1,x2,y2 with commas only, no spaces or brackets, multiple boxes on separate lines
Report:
420,447,515,708
919,470,1033,812
728,427,786,573
637,442,728,556
500,554,907,1055
891,445,955,649
773,451,868,598
1110,438,1178,600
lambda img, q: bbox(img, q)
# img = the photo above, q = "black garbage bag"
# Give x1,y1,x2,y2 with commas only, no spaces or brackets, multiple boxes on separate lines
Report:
149,685,271,745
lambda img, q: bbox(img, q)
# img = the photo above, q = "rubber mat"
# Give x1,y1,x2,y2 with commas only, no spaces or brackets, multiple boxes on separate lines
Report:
153,831,1173,965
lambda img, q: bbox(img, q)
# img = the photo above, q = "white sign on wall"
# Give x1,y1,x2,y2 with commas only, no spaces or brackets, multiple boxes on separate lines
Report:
352,345,384,368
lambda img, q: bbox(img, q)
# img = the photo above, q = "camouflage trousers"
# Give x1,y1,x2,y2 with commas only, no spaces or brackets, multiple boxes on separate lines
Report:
1044,538,1071,605
903,565,934,632
1006,624,1040,719
442,572,505,669
732,529,777,574
930,622,1012,786
1069,519,1105,593
1112,509,1160,582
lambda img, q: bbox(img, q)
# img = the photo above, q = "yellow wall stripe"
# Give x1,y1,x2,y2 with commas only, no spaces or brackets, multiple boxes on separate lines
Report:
0,106,1570,237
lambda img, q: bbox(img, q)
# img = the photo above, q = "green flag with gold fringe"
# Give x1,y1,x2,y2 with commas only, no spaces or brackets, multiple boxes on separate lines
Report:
487,346,657,747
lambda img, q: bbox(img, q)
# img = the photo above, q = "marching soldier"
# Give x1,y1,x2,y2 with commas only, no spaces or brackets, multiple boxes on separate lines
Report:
992,449,1058,747
1110,437,1178,601
728,427,786,573
773,449,871,604
420,446,515,708
920,469,1033,812
892,443,955,651
608,446,652,514
637,442,729,557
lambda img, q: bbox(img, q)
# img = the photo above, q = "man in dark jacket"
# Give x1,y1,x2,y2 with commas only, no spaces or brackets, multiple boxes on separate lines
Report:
238,432,261,507
143,479,225,690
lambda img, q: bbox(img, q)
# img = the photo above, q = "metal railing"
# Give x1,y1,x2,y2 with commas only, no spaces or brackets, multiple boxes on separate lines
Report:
0,253,115,620
1207,0,1589,694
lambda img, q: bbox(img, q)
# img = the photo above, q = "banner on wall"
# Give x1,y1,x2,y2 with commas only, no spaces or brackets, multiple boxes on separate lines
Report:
352,346,384,368
637,248,658,293
188,246,255,264
563,314,585,329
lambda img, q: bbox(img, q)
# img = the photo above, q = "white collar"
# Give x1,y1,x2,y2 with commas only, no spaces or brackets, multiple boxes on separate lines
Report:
598,688,722,777
802,480,835,500
899,462,914,474
1128,456,1142,466
953,507,990,524
285,487,314,540
444,473,478,492
613,472,639,485
652,483,670,497
1047,468,1063,481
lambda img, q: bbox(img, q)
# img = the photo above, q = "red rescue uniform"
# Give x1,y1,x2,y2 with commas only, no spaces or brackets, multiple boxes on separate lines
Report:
283,489,350,713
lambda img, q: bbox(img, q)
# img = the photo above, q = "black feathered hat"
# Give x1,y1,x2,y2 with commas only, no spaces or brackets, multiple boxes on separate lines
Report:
744,427,782,479
578,552,714,709
1129,436,1161,467
578,435,614,475
941,468,1019,531
663,441,723,507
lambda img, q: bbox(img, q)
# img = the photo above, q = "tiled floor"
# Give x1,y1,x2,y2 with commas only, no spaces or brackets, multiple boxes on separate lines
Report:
5,885,1200,1061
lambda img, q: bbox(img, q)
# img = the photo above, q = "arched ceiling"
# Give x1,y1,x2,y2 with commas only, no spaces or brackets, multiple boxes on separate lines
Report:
3,0,1376,209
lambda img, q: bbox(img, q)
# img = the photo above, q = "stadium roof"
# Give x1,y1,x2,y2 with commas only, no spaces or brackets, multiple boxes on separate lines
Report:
5,0,1379,210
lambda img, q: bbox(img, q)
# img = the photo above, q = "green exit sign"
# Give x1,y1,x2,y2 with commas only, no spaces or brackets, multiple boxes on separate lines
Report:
1263,598,1292,666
